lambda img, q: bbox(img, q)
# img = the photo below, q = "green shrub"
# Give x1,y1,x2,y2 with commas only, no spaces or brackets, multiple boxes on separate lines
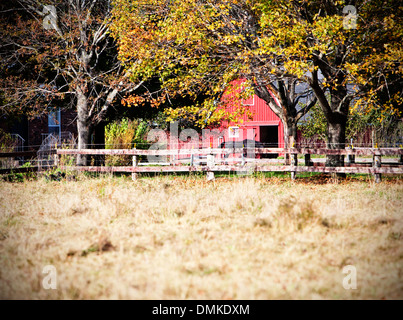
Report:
0,129,17,152
105,118,150,166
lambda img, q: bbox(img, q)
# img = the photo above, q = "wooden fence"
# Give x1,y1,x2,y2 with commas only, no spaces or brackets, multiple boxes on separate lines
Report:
0,151,37,158
0,150,41,174
55,147,403,183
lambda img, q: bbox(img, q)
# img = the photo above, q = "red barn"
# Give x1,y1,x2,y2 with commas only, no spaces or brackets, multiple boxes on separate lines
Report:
166,80,285,155
215,80,284,149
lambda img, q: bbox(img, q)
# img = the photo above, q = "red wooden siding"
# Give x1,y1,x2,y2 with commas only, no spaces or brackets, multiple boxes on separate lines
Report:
162,79,284,158
216,79,284,148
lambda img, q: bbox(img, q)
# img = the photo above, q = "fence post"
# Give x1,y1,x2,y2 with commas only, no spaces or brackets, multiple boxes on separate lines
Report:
38,151,42,172
399,145,403,165
132,154,138,181
241,144,246,166
53,151,59,168
206,154,215,181
290,137,297,180
291,152,298,180
373,147,381,183
190,146,194,167
346,140,355,165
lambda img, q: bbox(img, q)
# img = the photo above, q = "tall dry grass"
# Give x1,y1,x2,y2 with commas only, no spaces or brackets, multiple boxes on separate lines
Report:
0,175,402,299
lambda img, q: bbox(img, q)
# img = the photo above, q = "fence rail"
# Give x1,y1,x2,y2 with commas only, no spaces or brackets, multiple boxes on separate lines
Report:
55,147,403,156
57,165,403,174
0,150,56,173
0,166,40,175
1,146,402,182
0,151,38,158
55,147,403,183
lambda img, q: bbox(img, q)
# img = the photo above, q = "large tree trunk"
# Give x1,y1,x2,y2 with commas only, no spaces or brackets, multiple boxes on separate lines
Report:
326,116,347,167
326,88,349,168
76,89,90,166
89,121,106,166
283,118,298,165
309,64,349,173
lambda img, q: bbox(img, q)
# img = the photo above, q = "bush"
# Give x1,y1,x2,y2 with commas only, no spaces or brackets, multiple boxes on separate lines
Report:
105,118,150,166
1,162,36,182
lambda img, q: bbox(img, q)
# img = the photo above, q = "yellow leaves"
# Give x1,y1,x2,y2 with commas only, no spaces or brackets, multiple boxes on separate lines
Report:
162,102,223,129
283,60,309,79
335,0,346,6
110,0,403,133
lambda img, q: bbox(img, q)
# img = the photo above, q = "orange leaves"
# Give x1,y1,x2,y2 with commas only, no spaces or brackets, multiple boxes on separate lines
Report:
122,95,146,108
0,0,138,125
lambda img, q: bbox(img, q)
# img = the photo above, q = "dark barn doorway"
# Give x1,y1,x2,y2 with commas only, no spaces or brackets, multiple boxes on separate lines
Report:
259,126,278,158
260,126,278,147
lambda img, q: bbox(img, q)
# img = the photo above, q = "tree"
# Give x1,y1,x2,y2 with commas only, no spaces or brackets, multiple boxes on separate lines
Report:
110,0,317,149
299,102,374,147
0,0,143,164
111,0,402,169
256,0,402,166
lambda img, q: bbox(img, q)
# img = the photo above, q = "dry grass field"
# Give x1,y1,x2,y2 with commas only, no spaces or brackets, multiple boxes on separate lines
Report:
0,173,402,299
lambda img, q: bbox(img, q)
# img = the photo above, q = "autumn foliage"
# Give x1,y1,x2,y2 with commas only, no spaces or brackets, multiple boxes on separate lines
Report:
110,0,402,154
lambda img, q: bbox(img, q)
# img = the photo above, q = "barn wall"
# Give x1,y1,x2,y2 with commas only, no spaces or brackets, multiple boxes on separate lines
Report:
217,80,285,147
